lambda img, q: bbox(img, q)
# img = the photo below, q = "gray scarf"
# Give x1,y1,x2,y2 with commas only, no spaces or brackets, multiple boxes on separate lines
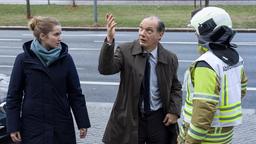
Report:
31,39,61,66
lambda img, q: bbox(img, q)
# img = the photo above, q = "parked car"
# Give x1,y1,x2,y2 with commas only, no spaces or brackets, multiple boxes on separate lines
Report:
0,74,12,143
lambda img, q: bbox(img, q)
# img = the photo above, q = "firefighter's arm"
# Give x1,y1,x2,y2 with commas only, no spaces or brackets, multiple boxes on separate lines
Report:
185,62,220,144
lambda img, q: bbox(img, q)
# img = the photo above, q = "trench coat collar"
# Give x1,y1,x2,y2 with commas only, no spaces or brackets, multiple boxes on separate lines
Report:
132,39,168,64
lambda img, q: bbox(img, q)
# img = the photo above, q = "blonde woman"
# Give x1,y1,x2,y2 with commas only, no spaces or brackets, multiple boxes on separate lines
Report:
6,16,90,144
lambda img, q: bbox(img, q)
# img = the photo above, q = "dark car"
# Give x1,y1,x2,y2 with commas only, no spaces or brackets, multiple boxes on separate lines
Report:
0,102,12,144
0,74,12,143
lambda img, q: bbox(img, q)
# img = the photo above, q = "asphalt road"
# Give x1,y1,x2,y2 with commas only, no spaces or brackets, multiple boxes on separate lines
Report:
0,30,255,109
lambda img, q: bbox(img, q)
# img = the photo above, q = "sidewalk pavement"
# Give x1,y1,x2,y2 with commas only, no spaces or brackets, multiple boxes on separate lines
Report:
78,102,256,144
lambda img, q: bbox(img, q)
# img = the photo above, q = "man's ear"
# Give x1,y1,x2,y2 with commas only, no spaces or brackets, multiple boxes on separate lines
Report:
159,32,164,41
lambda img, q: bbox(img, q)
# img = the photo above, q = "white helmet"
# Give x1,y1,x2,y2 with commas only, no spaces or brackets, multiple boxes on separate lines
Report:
189,7,232,35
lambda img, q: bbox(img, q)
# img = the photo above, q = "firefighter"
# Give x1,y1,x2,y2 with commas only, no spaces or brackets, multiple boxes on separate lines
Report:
178,7,248,144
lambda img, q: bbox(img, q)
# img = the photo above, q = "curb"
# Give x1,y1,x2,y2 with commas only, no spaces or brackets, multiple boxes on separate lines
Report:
1,26,256,33
1,1,256,6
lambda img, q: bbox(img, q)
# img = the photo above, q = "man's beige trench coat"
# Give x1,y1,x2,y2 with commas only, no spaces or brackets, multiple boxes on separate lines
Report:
98,39,182,144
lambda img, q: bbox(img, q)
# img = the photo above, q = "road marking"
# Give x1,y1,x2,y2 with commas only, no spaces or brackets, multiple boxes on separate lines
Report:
0,73,255,91
22,34,107,37
248,87,256,91
94,40,256,46
0,55,16,58
69,48,100,51
0,65,13,68
0,64,84,70
22,34,129,37
94,40,129,43
178,60,193,63
161,41,197,45
0,46,100,51
80,81,256,91
0,55,195,64
80,81,119,86
0,46,20,49
0,39,22,41
86,102,255,115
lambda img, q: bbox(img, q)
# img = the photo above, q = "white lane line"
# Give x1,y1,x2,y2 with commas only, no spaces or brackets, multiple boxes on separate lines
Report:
0,65,84,70
80,81,119,86
94,40,128,43
0,65,13,68
80,81,256,91
162,42,256,46
0,55,194,63
0,39,22,41
69,48,100,51
22,34,129,37
86,102,255,115
22,34,107,37
179,60,193,63
248,87,256,91
94,41,256,46
0,55,16,58
0,46,100,51
0,71,255,91
161,41,197,45
0,46,20,49
63,34,106,37
22,34,104,37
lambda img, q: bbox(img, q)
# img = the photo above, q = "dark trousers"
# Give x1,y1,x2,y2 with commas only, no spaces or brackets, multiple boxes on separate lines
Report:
138,108,178,144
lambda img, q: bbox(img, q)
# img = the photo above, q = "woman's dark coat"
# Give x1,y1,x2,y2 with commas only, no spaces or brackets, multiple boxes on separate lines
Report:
6,40,90,144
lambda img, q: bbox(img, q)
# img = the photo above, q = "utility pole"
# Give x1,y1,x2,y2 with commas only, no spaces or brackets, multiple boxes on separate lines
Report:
26,0,31,19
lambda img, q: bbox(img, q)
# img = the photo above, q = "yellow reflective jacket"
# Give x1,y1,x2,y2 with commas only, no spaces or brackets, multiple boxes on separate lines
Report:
178,51,248,144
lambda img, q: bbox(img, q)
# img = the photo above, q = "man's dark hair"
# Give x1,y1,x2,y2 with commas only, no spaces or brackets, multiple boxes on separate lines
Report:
157,20,165,33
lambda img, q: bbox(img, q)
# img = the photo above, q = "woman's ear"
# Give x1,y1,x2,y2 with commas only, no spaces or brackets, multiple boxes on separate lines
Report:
39,33,47,41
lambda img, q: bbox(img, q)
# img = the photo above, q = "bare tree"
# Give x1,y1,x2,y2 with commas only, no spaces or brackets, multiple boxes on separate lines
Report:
194,0,210,8
26,0,32,19
193,0,202,8
72,0,77,7
205,0,209,7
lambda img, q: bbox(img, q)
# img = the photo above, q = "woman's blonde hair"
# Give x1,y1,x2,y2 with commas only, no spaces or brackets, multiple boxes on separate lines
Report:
28,16,60,40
